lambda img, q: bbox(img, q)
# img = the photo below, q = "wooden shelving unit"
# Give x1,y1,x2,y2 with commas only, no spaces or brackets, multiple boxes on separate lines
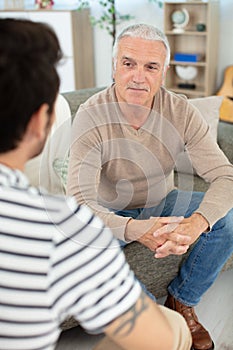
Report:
164,0,219,97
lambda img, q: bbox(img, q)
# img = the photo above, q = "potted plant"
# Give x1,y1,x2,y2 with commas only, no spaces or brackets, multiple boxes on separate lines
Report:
77,0,133,45
148,0,163,8
77,0,163,45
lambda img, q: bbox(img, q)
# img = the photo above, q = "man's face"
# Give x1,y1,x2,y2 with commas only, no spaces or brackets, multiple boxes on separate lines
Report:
113,36,168,109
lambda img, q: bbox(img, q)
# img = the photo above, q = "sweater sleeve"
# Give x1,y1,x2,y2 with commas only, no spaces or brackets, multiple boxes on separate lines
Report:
183,102,233,227
67,105,131,241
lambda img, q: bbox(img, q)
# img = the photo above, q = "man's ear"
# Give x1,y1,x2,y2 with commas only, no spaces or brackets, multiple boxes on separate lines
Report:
26,104,51,141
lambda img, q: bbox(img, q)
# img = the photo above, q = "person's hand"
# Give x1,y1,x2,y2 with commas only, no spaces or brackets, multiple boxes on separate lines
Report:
125,216,184,251
137,216,185,251
153,213,209,258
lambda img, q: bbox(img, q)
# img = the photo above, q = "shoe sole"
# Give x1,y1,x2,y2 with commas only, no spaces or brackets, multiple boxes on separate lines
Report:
191,341,214,350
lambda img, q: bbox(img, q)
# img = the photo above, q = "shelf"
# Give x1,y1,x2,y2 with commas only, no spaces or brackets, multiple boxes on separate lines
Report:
170,60,207,67
165,1,208,4
166,31,207,36
169,87,206,97
164,0,219,96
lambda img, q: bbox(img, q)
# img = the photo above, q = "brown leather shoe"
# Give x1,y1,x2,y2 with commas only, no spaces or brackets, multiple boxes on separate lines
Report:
165,293,214,350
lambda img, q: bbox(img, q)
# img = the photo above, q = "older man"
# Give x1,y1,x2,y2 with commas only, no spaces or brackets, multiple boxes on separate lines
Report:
67,23,233,350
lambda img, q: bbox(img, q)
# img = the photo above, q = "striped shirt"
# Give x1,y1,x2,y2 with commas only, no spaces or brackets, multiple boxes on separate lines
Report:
0,164,141,350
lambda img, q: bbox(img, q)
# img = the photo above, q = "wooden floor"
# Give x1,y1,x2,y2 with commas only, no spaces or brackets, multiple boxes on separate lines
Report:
56,269,233,350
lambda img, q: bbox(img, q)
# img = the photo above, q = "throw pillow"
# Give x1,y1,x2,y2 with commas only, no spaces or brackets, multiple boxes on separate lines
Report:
53,155,69,191
175,95,223,175
25,94,71,193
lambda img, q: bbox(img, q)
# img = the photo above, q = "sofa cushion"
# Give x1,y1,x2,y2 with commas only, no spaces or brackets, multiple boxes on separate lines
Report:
53,156,69,192
190,96,223,139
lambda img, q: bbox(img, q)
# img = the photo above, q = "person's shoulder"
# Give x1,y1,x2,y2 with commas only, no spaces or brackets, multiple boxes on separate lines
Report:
46,192,117,250
32,188,79,221
74,85,118,128
39,190,100,236
154,87,194,127
81,85,115,109
156,87,192,116
159,86,188,106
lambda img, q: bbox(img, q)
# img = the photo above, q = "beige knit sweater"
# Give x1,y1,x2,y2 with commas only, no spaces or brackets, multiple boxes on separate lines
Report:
67,85,233,241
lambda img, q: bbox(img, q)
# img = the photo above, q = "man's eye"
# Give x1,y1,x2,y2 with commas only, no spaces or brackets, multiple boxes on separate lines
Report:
147,65,158,71
123,61,133,67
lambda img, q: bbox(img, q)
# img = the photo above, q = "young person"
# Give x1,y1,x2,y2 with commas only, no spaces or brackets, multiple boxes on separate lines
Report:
0,18,192,350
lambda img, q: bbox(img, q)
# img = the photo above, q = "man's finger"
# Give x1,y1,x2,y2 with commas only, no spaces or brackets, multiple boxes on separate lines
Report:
154,241,189,258
153,222,181,237
153,216,184,224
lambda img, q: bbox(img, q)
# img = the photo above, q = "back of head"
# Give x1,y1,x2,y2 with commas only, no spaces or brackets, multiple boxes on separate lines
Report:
0,18,62,153
113,23,170,68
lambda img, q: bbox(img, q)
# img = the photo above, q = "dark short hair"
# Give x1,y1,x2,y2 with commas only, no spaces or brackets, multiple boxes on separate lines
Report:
0,18,62,152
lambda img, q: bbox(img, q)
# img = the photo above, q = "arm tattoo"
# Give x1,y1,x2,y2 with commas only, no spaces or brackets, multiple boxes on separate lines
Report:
112,291,149,337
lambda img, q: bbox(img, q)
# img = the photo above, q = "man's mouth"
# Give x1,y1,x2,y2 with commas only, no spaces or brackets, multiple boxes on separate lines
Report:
127,86,149,92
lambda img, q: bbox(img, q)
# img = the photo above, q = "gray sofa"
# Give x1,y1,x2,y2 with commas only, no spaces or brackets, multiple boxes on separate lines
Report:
61,87,233,329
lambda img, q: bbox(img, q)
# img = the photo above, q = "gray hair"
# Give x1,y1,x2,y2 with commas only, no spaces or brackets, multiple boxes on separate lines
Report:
113,23,170,71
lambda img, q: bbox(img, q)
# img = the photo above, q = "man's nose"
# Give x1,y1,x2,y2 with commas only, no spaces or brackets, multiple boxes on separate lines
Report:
132,67,146,83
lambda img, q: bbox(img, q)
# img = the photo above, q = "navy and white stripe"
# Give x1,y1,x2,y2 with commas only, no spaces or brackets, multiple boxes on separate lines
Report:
0,164,141,350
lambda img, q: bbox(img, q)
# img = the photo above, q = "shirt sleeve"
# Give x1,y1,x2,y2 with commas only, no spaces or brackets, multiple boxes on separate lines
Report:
50,197,141,333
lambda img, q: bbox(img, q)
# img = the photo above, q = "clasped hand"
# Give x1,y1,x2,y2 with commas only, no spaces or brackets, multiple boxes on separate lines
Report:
132,213,208,259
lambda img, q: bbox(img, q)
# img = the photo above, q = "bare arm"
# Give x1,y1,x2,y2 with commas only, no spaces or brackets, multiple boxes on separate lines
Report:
104,292,173,350
103,291,191,350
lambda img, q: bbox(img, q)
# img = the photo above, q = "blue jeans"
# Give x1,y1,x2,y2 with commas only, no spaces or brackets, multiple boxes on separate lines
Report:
116,189,233,306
